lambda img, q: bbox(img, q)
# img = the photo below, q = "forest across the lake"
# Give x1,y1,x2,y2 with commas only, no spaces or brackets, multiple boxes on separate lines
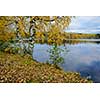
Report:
65,32,100,39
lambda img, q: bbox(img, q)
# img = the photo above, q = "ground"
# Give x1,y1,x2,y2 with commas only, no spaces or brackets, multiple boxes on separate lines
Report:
0,52,92,83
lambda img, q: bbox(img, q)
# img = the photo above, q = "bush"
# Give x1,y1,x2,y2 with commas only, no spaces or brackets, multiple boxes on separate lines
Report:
0,41,11,52
48,44,64,66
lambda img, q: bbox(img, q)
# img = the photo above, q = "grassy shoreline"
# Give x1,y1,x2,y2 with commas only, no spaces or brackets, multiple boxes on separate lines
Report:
0,52,92,83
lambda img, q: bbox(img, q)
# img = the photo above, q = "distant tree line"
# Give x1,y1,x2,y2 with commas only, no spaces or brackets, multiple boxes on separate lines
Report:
64,32,100,39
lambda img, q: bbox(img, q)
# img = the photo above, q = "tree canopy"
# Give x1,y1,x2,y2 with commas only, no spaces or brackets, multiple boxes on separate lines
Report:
0,16,72,42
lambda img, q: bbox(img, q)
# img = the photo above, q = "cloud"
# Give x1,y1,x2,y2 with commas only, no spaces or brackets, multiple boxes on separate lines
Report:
66,16,100,33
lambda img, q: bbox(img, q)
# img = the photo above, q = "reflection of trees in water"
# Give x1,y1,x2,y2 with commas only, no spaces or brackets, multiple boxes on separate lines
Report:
66,40,100,45
95,41,100,44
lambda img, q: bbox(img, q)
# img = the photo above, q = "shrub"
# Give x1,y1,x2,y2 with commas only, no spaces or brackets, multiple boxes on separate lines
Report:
48,44,64,66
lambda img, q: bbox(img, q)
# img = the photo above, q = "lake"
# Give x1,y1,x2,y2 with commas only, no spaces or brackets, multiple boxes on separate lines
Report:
33,39,100,82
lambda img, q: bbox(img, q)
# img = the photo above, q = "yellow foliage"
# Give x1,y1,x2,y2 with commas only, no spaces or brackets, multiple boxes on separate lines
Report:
0,16,72,42
0,32,16,41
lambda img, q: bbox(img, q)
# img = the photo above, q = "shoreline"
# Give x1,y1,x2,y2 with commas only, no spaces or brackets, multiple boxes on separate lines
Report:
0,52,92,83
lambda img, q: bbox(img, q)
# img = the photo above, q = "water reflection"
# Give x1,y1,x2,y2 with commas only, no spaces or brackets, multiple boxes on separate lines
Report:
33,40,100,82
77,61,100,82
66,39,100,45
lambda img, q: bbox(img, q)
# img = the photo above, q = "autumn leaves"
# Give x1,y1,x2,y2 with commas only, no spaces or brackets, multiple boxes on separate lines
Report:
0,16,72,43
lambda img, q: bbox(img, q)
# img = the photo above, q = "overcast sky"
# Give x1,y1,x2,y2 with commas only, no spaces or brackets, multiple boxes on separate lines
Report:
66,16,100,34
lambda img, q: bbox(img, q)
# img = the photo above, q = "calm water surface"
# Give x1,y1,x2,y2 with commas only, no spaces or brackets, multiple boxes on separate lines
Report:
33,40,100,82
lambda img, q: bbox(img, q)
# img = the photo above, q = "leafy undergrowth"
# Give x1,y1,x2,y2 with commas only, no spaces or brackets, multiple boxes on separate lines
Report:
0,52,92,83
